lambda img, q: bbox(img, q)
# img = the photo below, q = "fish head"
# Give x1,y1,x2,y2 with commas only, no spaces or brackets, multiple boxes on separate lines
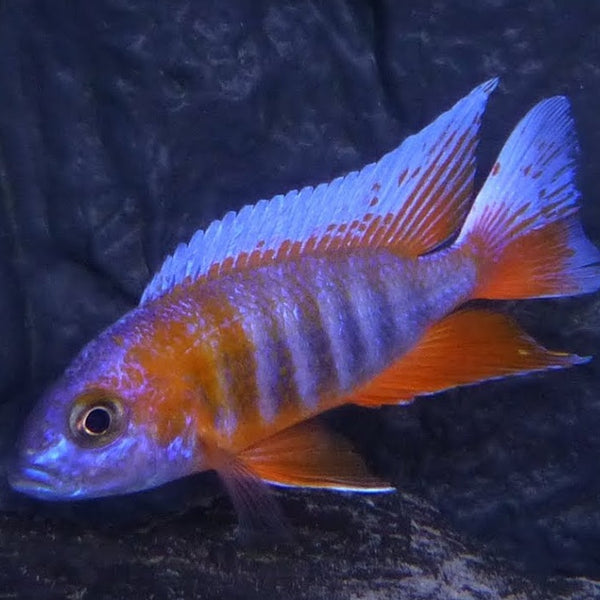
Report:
9,318,201,501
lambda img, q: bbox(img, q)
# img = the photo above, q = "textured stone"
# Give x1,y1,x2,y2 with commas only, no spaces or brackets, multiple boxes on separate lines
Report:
1,490,598,599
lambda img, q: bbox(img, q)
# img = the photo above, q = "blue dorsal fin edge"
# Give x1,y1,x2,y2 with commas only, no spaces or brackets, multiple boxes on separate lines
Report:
140,78,499,306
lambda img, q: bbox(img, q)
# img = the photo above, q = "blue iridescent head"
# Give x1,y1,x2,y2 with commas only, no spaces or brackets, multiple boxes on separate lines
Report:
9,320,199,500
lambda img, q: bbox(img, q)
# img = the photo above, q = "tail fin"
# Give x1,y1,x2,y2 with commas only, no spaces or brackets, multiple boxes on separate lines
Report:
455,96,600,299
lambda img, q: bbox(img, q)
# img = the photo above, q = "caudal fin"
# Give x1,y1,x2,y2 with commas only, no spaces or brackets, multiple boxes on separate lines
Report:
456,96,600,299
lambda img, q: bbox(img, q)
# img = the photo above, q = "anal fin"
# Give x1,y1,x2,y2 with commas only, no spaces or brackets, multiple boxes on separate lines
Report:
353,308,585,406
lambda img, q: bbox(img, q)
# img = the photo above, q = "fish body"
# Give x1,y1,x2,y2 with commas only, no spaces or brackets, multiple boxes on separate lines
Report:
10,79,600,528
106,248,474,452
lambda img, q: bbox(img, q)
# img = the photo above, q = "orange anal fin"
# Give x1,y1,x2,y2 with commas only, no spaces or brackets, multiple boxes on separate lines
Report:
238,420,393,493
353,308,586,406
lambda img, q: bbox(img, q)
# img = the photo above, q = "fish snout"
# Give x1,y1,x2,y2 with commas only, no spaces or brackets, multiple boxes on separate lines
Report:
8,461,65,499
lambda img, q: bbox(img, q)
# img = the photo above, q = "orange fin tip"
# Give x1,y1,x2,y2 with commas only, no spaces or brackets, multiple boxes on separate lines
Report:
353,308,584,407
455,95,600,299
238,420,393,493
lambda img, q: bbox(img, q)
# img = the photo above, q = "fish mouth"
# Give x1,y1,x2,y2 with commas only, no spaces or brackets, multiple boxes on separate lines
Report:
8,465,66,500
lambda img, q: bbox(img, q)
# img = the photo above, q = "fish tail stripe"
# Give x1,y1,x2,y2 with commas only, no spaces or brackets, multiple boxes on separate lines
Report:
270,313,304,417
343,270,380,373
342,255,405,376
231,278,280,424
310,279,345,390
249,274,304,423
364,264,399,366
314,282,349,391
193,340,229,427
199,292,259,434
242,299,278,424
313,264,365,392
288,270,339,402
271,278,319,410
457,96,600,299
140,79,498,305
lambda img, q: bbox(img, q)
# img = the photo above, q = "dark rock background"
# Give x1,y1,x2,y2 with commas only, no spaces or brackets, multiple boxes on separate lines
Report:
0,1,599,598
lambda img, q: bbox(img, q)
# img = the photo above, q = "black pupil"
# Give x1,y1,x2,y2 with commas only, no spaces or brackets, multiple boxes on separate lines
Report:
84,407,111,435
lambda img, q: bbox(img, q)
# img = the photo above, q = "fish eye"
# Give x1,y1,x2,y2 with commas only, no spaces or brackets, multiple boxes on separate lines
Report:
69,392,126,447
83,406,112,435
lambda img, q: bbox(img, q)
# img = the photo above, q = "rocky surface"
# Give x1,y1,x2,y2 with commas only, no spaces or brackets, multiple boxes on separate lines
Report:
0,1,599,598
2,489,599,600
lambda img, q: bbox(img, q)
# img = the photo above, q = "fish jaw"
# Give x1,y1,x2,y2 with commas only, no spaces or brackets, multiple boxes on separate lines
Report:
10,406,202,500
9,319,204,501
9,403,160,500
9,433,150,500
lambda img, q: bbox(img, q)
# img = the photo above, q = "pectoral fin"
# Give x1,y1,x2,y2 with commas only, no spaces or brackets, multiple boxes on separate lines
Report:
203,441,289,541
203,419,392,538
354,308,585,406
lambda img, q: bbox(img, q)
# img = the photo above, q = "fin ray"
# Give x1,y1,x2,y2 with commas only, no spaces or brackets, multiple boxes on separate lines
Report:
238,420,393,492
203,442,290,540
456,96,600,299
353,308,585,406
141,79,498,304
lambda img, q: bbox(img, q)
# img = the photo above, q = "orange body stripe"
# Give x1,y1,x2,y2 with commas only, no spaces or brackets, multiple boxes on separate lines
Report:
118,284,260,446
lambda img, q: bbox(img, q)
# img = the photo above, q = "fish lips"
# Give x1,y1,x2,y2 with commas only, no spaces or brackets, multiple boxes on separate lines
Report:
8,463,76,500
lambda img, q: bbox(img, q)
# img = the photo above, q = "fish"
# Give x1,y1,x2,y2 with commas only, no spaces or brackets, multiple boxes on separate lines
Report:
9,79,600,533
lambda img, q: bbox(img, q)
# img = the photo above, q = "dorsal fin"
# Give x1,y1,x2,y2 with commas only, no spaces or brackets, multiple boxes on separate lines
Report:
141,79,498,305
